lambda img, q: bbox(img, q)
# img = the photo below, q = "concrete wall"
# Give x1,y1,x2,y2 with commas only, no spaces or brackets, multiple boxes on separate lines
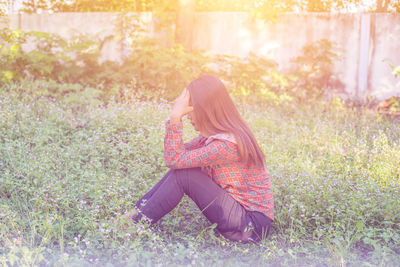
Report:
192,13,362,99
4,12,155,63
367,14,400,101
1,12,400,101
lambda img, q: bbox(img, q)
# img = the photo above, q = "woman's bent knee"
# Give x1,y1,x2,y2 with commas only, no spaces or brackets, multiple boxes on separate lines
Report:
172,167,204,183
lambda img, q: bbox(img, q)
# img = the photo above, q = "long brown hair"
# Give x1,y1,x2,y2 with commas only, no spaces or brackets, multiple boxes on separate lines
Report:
187,75,265,168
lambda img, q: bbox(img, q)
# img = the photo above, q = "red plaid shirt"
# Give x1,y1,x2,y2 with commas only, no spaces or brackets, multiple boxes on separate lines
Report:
164,120,274,220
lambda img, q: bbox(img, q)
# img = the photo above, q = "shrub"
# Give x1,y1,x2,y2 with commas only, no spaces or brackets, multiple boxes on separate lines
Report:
0,28,102,84
1,28,346,104
289,38,345,101
215,53,295,105
121,38,212,100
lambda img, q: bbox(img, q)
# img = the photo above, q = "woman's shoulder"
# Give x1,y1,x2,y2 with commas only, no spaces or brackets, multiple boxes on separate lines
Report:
205,133,237,146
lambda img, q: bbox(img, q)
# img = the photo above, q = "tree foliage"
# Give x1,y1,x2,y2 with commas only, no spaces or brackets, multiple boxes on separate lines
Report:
17,0,400,13
2,0,400,14
20,0,176,13
0,0,8,15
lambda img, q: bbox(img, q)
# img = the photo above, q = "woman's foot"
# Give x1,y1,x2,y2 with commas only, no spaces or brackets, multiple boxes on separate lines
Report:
113,208,139,231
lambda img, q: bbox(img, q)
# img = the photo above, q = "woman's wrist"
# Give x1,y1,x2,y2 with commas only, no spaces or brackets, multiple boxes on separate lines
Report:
169,114,182,124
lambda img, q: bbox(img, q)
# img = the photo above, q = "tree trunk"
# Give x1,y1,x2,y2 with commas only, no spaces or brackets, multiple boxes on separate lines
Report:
175,0,195,50
383,0,391,10
376,0,391,11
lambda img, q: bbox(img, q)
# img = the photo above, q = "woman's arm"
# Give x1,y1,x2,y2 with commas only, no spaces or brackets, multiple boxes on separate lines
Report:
164,120,239,169
184,134,205,150
165,88,238,168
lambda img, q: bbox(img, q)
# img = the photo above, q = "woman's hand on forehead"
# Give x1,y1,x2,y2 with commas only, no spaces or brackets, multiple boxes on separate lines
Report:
170,88,194,123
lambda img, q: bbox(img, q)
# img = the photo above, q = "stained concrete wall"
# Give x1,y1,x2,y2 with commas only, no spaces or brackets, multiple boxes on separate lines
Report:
4,12,155,62
1,12,400,101
191,13,362,99
367,14,400,101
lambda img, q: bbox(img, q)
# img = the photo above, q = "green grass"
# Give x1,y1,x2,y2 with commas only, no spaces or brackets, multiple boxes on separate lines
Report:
0,82,399,266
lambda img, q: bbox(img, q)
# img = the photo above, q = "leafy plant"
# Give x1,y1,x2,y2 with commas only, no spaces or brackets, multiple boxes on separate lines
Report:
0,28,102,84
212,54,295,105
290,38,345,101
122,38,211,100
392,64,400,78
1,28,345,105
377,96,400,114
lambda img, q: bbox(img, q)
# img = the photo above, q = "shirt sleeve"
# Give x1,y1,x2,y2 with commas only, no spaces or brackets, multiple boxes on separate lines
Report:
184,134,206,150
164,120,239,169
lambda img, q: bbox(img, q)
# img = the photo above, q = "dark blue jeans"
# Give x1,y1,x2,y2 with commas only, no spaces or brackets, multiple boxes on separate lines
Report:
133,167,272,242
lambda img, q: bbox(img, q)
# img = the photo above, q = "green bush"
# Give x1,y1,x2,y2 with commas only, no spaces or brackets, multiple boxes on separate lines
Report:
289,38,345,101
1,28,345,104
121,38,212,100
0,28,102,84
215,53,295,105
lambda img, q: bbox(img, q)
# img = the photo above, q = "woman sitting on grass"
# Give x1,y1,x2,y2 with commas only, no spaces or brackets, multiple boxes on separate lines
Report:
121,75,274,243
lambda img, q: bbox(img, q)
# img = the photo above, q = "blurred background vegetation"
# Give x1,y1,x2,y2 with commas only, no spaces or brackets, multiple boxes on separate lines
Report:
6,0,400,13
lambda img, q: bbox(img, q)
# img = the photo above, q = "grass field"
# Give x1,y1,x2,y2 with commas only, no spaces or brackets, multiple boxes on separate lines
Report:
0,82,399,266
